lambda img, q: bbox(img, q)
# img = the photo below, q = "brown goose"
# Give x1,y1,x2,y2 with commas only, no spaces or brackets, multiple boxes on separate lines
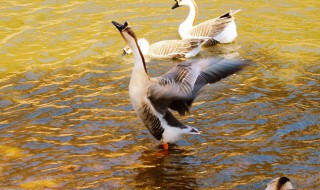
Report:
112,21,248,149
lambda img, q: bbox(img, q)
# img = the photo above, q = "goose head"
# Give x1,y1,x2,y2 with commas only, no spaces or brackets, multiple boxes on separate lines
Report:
172,0,195,9
123,38,150,55
112,21,138,50
112,21,147,73
265,177,294,190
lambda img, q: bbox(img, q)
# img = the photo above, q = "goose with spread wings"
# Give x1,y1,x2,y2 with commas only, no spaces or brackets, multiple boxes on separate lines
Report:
112,21,248,149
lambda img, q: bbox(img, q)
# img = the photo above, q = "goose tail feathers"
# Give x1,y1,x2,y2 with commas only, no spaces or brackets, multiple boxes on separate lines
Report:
230,9,242,16
186,126,200,134
220,9,242,18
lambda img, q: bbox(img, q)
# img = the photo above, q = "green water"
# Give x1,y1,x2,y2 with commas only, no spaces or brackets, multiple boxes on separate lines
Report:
0,0,319,189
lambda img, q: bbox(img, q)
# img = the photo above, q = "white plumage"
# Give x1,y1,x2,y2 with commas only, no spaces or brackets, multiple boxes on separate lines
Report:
172,0,241,44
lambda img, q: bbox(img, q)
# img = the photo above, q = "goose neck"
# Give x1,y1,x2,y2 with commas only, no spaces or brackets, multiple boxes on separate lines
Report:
132,47,147,73
179,0,198,38
126,38,148,75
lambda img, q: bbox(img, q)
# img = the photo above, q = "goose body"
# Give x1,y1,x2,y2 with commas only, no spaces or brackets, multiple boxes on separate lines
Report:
265,177,294,190
123,38,206,59
172,0,241,44
112,21,248,148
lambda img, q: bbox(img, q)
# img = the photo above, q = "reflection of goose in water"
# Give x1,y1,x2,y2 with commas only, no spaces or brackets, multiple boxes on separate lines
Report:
134,148,197,189
135,147,294,190
265,177,294,190
201,43,242,60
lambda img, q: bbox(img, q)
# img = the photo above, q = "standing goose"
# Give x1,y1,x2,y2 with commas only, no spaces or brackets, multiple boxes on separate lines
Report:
123,38,207,59
172,0,241,44
112,21,248,149
265,177,294,190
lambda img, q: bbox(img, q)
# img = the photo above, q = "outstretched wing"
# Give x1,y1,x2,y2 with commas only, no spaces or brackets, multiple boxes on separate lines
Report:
190,10,241,39
148,58,248,115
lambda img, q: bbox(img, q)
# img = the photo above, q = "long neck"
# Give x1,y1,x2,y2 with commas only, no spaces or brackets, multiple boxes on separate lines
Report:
179,0,198,38
188,0,198,25
127,37,148,75
133,45,147,73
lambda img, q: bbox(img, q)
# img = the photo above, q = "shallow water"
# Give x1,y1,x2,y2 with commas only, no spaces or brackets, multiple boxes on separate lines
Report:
0,0,319,189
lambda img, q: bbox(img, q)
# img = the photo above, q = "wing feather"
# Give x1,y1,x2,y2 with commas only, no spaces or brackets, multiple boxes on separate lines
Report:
148,39,205,58
190,10,240,39
148,58,248,115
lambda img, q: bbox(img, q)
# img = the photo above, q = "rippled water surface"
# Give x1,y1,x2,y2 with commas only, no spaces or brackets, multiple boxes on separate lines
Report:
0,0,319,189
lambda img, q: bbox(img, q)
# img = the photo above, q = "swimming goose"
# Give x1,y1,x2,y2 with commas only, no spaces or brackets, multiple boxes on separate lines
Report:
123,38,206,59
265,177,294,190
112,21,248,149
172,0,241,44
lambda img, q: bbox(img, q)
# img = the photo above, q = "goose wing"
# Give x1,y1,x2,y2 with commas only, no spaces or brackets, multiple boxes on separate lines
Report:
190,10,240,38
148,58,248,115
148,39,206,58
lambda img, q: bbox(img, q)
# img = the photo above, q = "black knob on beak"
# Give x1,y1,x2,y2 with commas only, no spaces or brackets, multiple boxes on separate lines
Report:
172,1,180,9
111,21,128,32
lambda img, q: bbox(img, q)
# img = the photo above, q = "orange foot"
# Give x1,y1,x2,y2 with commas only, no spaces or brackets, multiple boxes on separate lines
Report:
163,143,169,150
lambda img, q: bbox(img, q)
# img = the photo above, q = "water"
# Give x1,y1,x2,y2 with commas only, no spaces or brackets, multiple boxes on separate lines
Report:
0,0,319,189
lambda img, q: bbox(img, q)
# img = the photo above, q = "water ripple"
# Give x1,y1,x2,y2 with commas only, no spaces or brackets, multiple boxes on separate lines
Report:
0,0,319,189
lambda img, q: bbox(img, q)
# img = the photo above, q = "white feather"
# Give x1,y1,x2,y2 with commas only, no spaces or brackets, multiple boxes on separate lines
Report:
185,45,201,58
213,21,237,43
176,0,239,44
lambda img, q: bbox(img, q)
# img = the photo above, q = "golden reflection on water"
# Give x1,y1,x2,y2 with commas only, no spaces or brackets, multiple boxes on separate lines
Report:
0,0,319,189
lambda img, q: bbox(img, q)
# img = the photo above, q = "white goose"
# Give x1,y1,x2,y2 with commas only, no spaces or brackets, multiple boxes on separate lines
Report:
112,21,248,149
172,0,241,44
265,177,294,190
123,38,207,59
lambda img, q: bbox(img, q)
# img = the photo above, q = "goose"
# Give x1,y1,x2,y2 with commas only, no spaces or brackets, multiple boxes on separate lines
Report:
123,38,207,59
112,21,248,149
172,0,241,44
265,177,294,190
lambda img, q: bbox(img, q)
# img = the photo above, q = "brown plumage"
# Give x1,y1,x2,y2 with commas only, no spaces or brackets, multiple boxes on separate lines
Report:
123,38,207,59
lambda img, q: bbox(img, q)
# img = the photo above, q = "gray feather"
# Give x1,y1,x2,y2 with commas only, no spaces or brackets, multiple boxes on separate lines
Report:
148,58,249,115
190,10,240,39
148,39,206,59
